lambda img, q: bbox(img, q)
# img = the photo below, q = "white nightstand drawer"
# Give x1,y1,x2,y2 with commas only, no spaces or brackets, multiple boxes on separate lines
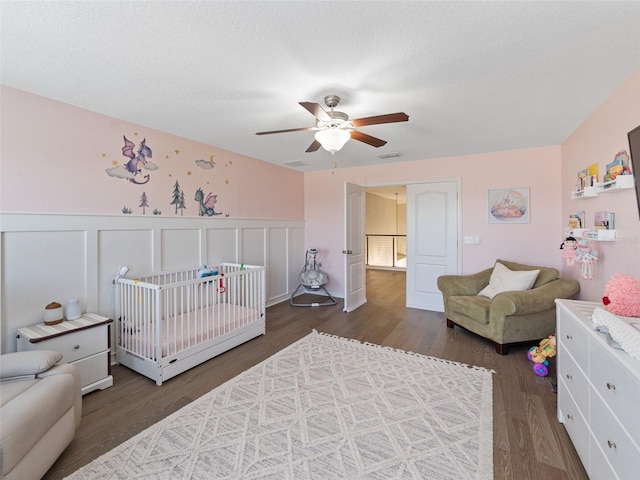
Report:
74,350,109,387
29,325,108,364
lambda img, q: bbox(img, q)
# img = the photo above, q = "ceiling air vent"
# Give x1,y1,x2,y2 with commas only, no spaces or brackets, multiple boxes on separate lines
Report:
376,152,401,159
281,160,307,167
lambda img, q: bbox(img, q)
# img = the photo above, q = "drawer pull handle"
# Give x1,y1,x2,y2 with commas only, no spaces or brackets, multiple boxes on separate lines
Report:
566,414,573,420
74,345,80,350
606,382,616,390
607,440,617,449
566,334,573,340
566,374,573,380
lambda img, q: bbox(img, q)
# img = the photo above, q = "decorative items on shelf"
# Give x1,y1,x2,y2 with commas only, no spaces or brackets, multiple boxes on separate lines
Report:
577,163,599,192
603,150,632,183
570,151,635,199
567,210,585,229
594,210,615,230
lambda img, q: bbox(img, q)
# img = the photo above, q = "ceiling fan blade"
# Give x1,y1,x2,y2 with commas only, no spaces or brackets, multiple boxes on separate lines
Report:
351,112,409,127
299,102,332,121
256,127,311,135
351,130,387,148
305,140,321,152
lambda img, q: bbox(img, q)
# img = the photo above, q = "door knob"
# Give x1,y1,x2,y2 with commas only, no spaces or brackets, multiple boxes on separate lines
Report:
341,250,353,255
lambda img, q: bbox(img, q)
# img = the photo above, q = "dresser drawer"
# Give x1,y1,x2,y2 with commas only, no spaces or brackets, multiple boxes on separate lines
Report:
33,325,108,363
590,389,640,480
590,336,640,446
558,348,589,416
558,379,590,469
558,310,589,368
589,436,619,480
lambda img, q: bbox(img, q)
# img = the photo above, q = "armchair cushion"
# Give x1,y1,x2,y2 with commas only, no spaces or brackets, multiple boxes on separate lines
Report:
449,295,491,324
478,262,540,299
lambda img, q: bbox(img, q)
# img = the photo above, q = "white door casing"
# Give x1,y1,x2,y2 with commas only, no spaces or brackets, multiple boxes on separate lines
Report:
343,182,366,312
406,181,460,311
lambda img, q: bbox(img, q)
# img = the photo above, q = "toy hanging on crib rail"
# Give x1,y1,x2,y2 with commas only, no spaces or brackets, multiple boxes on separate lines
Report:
197,265,226,292
290,248,337,307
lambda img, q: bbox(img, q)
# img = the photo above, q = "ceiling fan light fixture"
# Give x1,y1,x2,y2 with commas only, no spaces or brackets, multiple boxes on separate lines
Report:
314,128,351,154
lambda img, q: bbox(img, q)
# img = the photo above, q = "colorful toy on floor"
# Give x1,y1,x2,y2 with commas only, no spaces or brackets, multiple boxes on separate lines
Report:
527,334,557,376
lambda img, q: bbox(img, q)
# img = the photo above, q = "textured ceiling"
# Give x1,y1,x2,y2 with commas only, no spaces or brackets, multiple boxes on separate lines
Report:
2,1,639,172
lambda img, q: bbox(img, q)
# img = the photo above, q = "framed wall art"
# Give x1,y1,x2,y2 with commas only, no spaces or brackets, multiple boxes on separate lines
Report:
488,187,530,224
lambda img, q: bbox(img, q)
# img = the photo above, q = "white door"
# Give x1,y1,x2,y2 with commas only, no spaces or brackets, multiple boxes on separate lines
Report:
406,181,460,311
343,182,366,312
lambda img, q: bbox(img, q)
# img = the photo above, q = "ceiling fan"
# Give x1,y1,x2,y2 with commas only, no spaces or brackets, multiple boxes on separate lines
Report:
256,95,409,154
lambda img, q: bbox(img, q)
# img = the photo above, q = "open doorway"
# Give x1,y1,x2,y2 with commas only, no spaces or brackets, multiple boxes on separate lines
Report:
365,185,407,301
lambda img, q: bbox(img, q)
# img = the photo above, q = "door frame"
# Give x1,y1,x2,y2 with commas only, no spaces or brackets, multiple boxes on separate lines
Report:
351,179,461,310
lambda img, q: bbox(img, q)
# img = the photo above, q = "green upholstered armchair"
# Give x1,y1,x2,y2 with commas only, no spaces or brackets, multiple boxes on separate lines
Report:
436,259,580,354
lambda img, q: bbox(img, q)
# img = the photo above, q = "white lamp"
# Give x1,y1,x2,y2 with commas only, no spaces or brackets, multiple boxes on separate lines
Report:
314,128,351,154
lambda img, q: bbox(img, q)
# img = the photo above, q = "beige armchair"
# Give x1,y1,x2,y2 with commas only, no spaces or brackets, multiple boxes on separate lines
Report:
1,350,82,480
437,259,580,354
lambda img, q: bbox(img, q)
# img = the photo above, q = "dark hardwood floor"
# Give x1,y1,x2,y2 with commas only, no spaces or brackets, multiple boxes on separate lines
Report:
44,269,587,479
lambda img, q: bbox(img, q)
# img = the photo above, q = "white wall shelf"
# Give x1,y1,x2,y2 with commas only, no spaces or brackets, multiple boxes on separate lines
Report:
571,175,634,200
565,228,616,242
571,186,601,200
599,174,635,193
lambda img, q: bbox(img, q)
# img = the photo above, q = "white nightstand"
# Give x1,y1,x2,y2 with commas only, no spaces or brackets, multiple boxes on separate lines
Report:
16,313,113,395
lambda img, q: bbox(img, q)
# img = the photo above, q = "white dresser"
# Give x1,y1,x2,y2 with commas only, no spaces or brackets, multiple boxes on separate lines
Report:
556,299,640,479
16,313,113,395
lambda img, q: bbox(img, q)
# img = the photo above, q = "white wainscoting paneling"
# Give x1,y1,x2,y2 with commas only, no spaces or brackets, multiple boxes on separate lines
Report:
268,228,289,302
0,213,305,354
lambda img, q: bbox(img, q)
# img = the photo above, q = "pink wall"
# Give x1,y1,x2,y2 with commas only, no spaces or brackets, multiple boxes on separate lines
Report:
1,87,304,220
305,146,563,295
561,68,640,301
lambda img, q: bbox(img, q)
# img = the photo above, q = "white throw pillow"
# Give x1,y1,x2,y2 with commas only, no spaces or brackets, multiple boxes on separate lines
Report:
478,262,540,299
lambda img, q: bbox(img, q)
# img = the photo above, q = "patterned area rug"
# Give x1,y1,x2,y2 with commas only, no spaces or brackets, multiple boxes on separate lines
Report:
66,331,494,479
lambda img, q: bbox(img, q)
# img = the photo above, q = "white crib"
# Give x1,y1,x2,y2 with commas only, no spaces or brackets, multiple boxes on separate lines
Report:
115,263,265,385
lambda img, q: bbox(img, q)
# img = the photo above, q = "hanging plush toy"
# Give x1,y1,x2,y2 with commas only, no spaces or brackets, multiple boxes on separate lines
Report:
559,236,577,266
602,273,640,317
575,240,598,280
